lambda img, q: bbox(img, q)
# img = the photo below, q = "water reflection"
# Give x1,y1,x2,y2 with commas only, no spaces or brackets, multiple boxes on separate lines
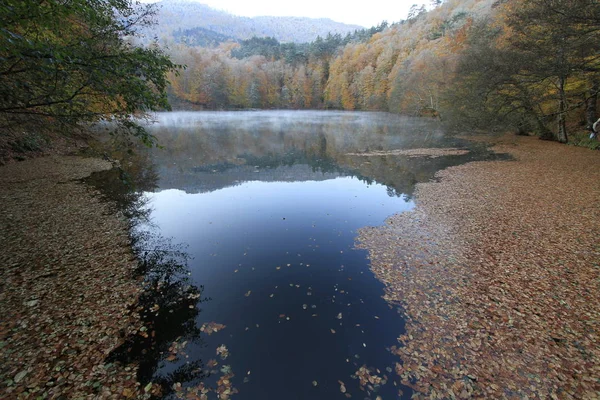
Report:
90,111,508,399
82,155,208,396
141,111,500,199
110,231,207,396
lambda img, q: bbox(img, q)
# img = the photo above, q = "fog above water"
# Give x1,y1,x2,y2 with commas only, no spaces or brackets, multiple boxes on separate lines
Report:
106,110,508,399
140,110,473,197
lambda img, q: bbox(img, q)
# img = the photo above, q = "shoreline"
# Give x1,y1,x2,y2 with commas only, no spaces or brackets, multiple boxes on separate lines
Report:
0,156,143,398
1,134,598,398
358,135,600,398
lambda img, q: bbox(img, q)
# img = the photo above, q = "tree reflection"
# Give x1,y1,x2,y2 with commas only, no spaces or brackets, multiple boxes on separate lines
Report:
83,152,209,396
138,112,498,198
110,231,208,396
82,151,158,229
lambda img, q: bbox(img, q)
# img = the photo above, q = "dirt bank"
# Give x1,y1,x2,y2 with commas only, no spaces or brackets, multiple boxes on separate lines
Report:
0,157,142,398
358,136,600,399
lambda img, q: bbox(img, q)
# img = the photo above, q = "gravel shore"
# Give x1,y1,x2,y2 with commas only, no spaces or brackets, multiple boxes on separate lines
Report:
358,136,600,399
0,157,142,399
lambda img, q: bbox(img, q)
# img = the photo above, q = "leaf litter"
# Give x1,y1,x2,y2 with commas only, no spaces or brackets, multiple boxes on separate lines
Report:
347,148,469,158
357,136,600,398
0,157,143,399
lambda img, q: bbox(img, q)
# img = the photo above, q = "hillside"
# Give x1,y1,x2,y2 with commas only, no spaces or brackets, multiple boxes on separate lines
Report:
165,0,600,146
144,0,363,44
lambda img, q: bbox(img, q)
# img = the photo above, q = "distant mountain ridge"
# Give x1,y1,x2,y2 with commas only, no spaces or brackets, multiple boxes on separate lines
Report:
145,0,364,44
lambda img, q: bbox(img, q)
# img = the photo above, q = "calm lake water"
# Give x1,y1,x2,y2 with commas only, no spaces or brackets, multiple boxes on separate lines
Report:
93,111,506,399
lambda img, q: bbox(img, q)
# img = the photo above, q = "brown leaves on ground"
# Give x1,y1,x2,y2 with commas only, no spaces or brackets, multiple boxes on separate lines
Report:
0,157,142,399
347,148,469,158
200,322,226,335
358,136,600,398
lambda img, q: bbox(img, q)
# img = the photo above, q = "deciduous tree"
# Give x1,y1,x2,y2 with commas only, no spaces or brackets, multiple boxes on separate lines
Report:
0,0,178,144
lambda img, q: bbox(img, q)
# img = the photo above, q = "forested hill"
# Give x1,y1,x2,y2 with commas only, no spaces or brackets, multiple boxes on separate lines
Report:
165,0,600,146
144,0,363,44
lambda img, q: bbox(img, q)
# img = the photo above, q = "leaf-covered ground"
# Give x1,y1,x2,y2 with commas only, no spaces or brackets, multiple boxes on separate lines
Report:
346,148,470,158
358,136,600,399
0,157,143,399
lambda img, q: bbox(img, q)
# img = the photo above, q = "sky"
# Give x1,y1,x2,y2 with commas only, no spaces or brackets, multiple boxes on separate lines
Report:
141,0,429,28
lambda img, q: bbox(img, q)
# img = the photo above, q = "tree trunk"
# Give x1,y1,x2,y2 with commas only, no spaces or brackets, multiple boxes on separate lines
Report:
556,76,568,143
516,82,554,139
585,81,598,129
537,119,555,140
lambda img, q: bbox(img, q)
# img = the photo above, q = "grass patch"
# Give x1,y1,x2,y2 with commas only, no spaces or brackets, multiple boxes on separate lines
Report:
10,132,49,153
568,131,600,150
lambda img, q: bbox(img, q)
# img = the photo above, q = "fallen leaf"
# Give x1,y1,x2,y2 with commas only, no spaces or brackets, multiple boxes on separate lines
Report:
216,345,229,360
14,370,27,383
200,322,226,335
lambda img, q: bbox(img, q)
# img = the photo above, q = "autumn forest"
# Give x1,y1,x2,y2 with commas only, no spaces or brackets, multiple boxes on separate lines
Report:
2,1,600,399
162,0,600,144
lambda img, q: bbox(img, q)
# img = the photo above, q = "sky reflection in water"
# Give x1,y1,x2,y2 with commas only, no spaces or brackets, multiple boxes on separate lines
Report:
131,111,501,399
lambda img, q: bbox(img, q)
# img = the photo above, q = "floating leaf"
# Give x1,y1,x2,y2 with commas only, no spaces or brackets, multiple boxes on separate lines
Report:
220,365,232,374
200,322,226,335
216,345,229,360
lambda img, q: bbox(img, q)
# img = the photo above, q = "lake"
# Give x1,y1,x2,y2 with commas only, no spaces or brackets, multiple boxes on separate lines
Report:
92,111,505,399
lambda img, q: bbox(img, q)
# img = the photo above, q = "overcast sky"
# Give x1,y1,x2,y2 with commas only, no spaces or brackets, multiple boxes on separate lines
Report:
141,0,429,28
